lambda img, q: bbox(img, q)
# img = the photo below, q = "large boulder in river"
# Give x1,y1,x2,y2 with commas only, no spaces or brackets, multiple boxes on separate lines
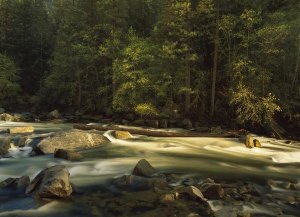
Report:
54,149,83,161
132,159,156,177
8,126,34,134
0,138,11,156
26,165,72,199
33,130,109,154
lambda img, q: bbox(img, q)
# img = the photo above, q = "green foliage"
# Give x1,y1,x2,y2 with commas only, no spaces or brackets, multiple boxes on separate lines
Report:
134,103,158,118
0,54,20,107
230,84,281,124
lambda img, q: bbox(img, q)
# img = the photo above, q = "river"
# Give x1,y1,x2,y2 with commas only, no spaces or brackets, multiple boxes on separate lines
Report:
0,121,299,216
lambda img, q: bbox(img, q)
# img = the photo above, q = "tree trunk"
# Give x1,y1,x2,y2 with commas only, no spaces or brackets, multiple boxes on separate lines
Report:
185,65,191,115
73,124,239,138
210,1,219,117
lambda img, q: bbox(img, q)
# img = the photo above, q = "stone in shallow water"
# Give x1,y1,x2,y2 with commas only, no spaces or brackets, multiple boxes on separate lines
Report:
114,130,133,140
8,126,34,134
114,175,168,190
132,159,156,177
26,165,72,199
0,138,11,156
176,186,206,201
200,183,225,199
54,149,83,161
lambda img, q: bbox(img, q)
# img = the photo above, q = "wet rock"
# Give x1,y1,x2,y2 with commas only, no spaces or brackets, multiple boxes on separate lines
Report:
12,135,27,147
54,149,83,161
8,126,34,134
47,109,61,119
26,165,72,199
0,107,5,114
176,186,206,201
114,175,168,190
113,131,133,140
200,183,225,199
245,134,254,148
34,130,109,154
214,207,238,217
0,113,15,121
17,176,30,189
0,138,11,155
183,177,197,186
159,193,176,203
0,178,17,188
0,176,30,191
253,139,262,148
132,159,156,177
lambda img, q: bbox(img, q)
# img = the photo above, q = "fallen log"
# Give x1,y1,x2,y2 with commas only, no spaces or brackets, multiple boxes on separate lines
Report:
73,124,239,138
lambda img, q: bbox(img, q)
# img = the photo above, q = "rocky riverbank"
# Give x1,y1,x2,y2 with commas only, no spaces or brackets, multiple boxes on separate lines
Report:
1,159,299,217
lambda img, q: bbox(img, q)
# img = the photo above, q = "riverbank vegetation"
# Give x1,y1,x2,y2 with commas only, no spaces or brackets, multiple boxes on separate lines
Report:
0,0,299,136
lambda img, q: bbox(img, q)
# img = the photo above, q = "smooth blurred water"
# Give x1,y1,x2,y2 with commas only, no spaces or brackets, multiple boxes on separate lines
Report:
0,122,299,216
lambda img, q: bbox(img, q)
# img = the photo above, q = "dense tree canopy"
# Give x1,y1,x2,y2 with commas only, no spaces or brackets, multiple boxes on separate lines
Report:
0,0,299,132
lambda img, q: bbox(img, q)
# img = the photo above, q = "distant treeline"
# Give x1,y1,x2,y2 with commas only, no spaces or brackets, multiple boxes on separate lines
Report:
0,0,299,130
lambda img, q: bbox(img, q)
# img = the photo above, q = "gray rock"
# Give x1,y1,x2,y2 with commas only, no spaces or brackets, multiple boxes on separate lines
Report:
200,183,225,199
176,186,206,201
114,175,168,190
0,107,5,114
47,109,61,119
34,130,109,154
26,165,72,199
0,113,15,122
0,138,11,156
132,159,156,177
54,149,83,161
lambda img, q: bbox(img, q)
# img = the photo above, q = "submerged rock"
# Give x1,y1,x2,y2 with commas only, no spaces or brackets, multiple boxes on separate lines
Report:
132,159,156,177
113,131,133,140
33,130,109,154
54,149,83,161
8,126,34,134
114,175,168,190
0,176,30,192
200,183,225,199
26,165,72,199
0,138,11,156
176,186,206,201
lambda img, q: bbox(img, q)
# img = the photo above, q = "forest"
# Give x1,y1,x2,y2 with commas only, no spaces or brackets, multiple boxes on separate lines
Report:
0,0,299,136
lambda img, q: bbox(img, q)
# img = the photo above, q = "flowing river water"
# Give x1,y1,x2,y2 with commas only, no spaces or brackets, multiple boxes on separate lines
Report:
0,121,299,216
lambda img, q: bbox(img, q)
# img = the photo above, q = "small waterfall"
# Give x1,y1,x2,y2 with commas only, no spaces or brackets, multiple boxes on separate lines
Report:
7,144,32,158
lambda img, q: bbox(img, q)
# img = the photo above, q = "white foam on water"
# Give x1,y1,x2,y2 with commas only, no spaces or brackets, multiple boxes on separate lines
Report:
7,144,32,158
271,152,300,163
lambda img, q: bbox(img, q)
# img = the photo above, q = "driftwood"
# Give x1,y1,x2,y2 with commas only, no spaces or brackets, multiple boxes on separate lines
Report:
73,124,239,138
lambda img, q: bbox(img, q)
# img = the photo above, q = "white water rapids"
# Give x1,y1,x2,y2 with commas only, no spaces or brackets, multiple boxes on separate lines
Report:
0,121,299,216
